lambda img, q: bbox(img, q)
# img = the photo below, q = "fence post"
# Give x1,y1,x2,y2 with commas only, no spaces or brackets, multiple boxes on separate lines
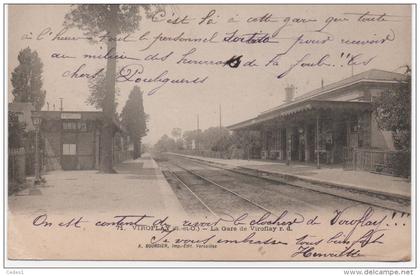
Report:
370,151,373,171
352,148,356,170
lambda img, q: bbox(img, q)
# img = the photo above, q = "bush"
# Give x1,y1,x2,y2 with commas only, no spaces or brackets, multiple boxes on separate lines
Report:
388,151,410,178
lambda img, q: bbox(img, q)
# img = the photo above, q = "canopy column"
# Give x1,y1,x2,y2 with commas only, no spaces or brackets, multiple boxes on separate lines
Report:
304,123,310,162
316,114,320,169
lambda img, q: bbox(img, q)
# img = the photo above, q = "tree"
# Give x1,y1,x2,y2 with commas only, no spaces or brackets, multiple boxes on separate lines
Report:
374,67,411,150
87,73,119,111
182,130,197,150
171,128,184,150
8,112,26,149
171,128,182,139
231,130,262,159
200,127,231,152
121,86,148,159
64,4,162,172
11,47,46,111
154,134,176,153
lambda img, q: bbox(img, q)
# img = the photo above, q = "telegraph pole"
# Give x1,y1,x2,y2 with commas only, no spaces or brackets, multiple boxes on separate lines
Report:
196,114,200,152
219,104,222,129
59,98,63,111
218,104,222,158
316,114,320,169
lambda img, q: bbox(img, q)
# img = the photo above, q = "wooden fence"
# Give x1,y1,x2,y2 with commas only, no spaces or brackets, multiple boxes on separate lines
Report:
8,147,26,194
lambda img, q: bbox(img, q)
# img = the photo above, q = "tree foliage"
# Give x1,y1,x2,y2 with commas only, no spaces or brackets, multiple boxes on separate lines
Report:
170,128,184,149
182,130,198,149
11,47,46,111
8,112,26,149
64,5,141,37
229,130,262,159
231,130,261,150
171,128,182,139
121,86,148,158
64,4,163,172
201,127,231,152
154,134,177,153
87,73,119,110
153,126,262,160
64,4,164,38
374,68,411,150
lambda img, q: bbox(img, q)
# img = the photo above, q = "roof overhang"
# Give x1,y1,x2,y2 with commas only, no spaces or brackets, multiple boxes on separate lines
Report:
227,100,372,131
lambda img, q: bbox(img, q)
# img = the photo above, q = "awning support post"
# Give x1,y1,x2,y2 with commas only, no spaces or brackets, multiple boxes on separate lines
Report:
316,114,321,169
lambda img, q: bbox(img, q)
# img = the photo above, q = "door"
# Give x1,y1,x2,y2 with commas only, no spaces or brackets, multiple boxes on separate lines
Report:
291,133,299,161
307,125,315,162
349,133,358,148
298,132,305,161
62,143,77,170
281,129,287,160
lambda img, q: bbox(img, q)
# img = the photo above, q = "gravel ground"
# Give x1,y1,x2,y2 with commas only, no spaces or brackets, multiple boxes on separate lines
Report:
158,154,399,218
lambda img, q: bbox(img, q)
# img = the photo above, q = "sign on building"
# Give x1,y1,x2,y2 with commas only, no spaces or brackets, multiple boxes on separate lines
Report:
61,113,82,120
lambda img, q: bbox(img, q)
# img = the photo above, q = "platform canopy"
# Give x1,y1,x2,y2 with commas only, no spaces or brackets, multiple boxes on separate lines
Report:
227,100,372,131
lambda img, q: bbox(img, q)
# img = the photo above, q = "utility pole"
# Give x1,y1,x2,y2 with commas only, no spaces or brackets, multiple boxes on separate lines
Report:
218,104,222,158
219,104,222,129
59,98,63,111
47,102,50,111
196,114,200,152
316,114,320,169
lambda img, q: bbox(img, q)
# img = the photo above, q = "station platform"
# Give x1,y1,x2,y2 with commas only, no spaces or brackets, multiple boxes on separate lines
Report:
8,153,186,217
169,153,411,201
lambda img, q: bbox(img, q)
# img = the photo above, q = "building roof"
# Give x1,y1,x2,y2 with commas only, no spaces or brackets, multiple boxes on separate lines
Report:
294,69,405,101
228,100,372,130
38,110,104,120
261,69,405,116
37,110,128,134
228,69,405,131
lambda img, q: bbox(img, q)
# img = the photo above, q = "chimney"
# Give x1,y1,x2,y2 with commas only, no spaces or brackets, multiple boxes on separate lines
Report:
284,85,296,103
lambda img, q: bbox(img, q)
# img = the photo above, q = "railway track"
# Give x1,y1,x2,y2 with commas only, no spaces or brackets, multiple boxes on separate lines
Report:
157,154,410,215
171,162,276,216
163,165,275,218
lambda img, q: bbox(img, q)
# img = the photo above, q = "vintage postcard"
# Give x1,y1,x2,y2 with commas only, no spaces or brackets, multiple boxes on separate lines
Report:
6,4,413,263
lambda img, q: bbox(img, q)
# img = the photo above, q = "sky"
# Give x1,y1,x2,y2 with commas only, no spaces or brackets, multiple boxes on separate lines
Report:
7,5,412,144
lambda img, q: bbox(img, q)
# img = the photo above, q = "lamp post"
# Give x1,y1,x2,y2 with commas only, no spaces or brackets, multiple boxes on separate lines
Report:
31,113,42,185
316,114,321,169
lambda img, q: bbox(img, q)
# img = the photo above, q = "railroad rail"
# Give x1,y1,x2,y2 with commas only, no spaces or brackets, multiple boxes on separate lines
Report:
163,154,410,214
172,162,276,215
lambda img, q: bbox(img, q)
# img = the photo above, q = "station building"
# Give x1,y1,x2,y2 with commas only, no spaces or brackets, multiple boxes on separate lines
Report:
38,111,103,170
9,102,132,174
227,69,406,168
38,111,131,171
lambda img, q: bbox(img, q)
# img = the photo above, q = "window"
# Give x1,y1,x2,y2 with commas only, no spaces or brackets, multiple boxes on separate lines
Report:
79,122,87,132
62,121,88,131
63,144,76,155
63,121,78,130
